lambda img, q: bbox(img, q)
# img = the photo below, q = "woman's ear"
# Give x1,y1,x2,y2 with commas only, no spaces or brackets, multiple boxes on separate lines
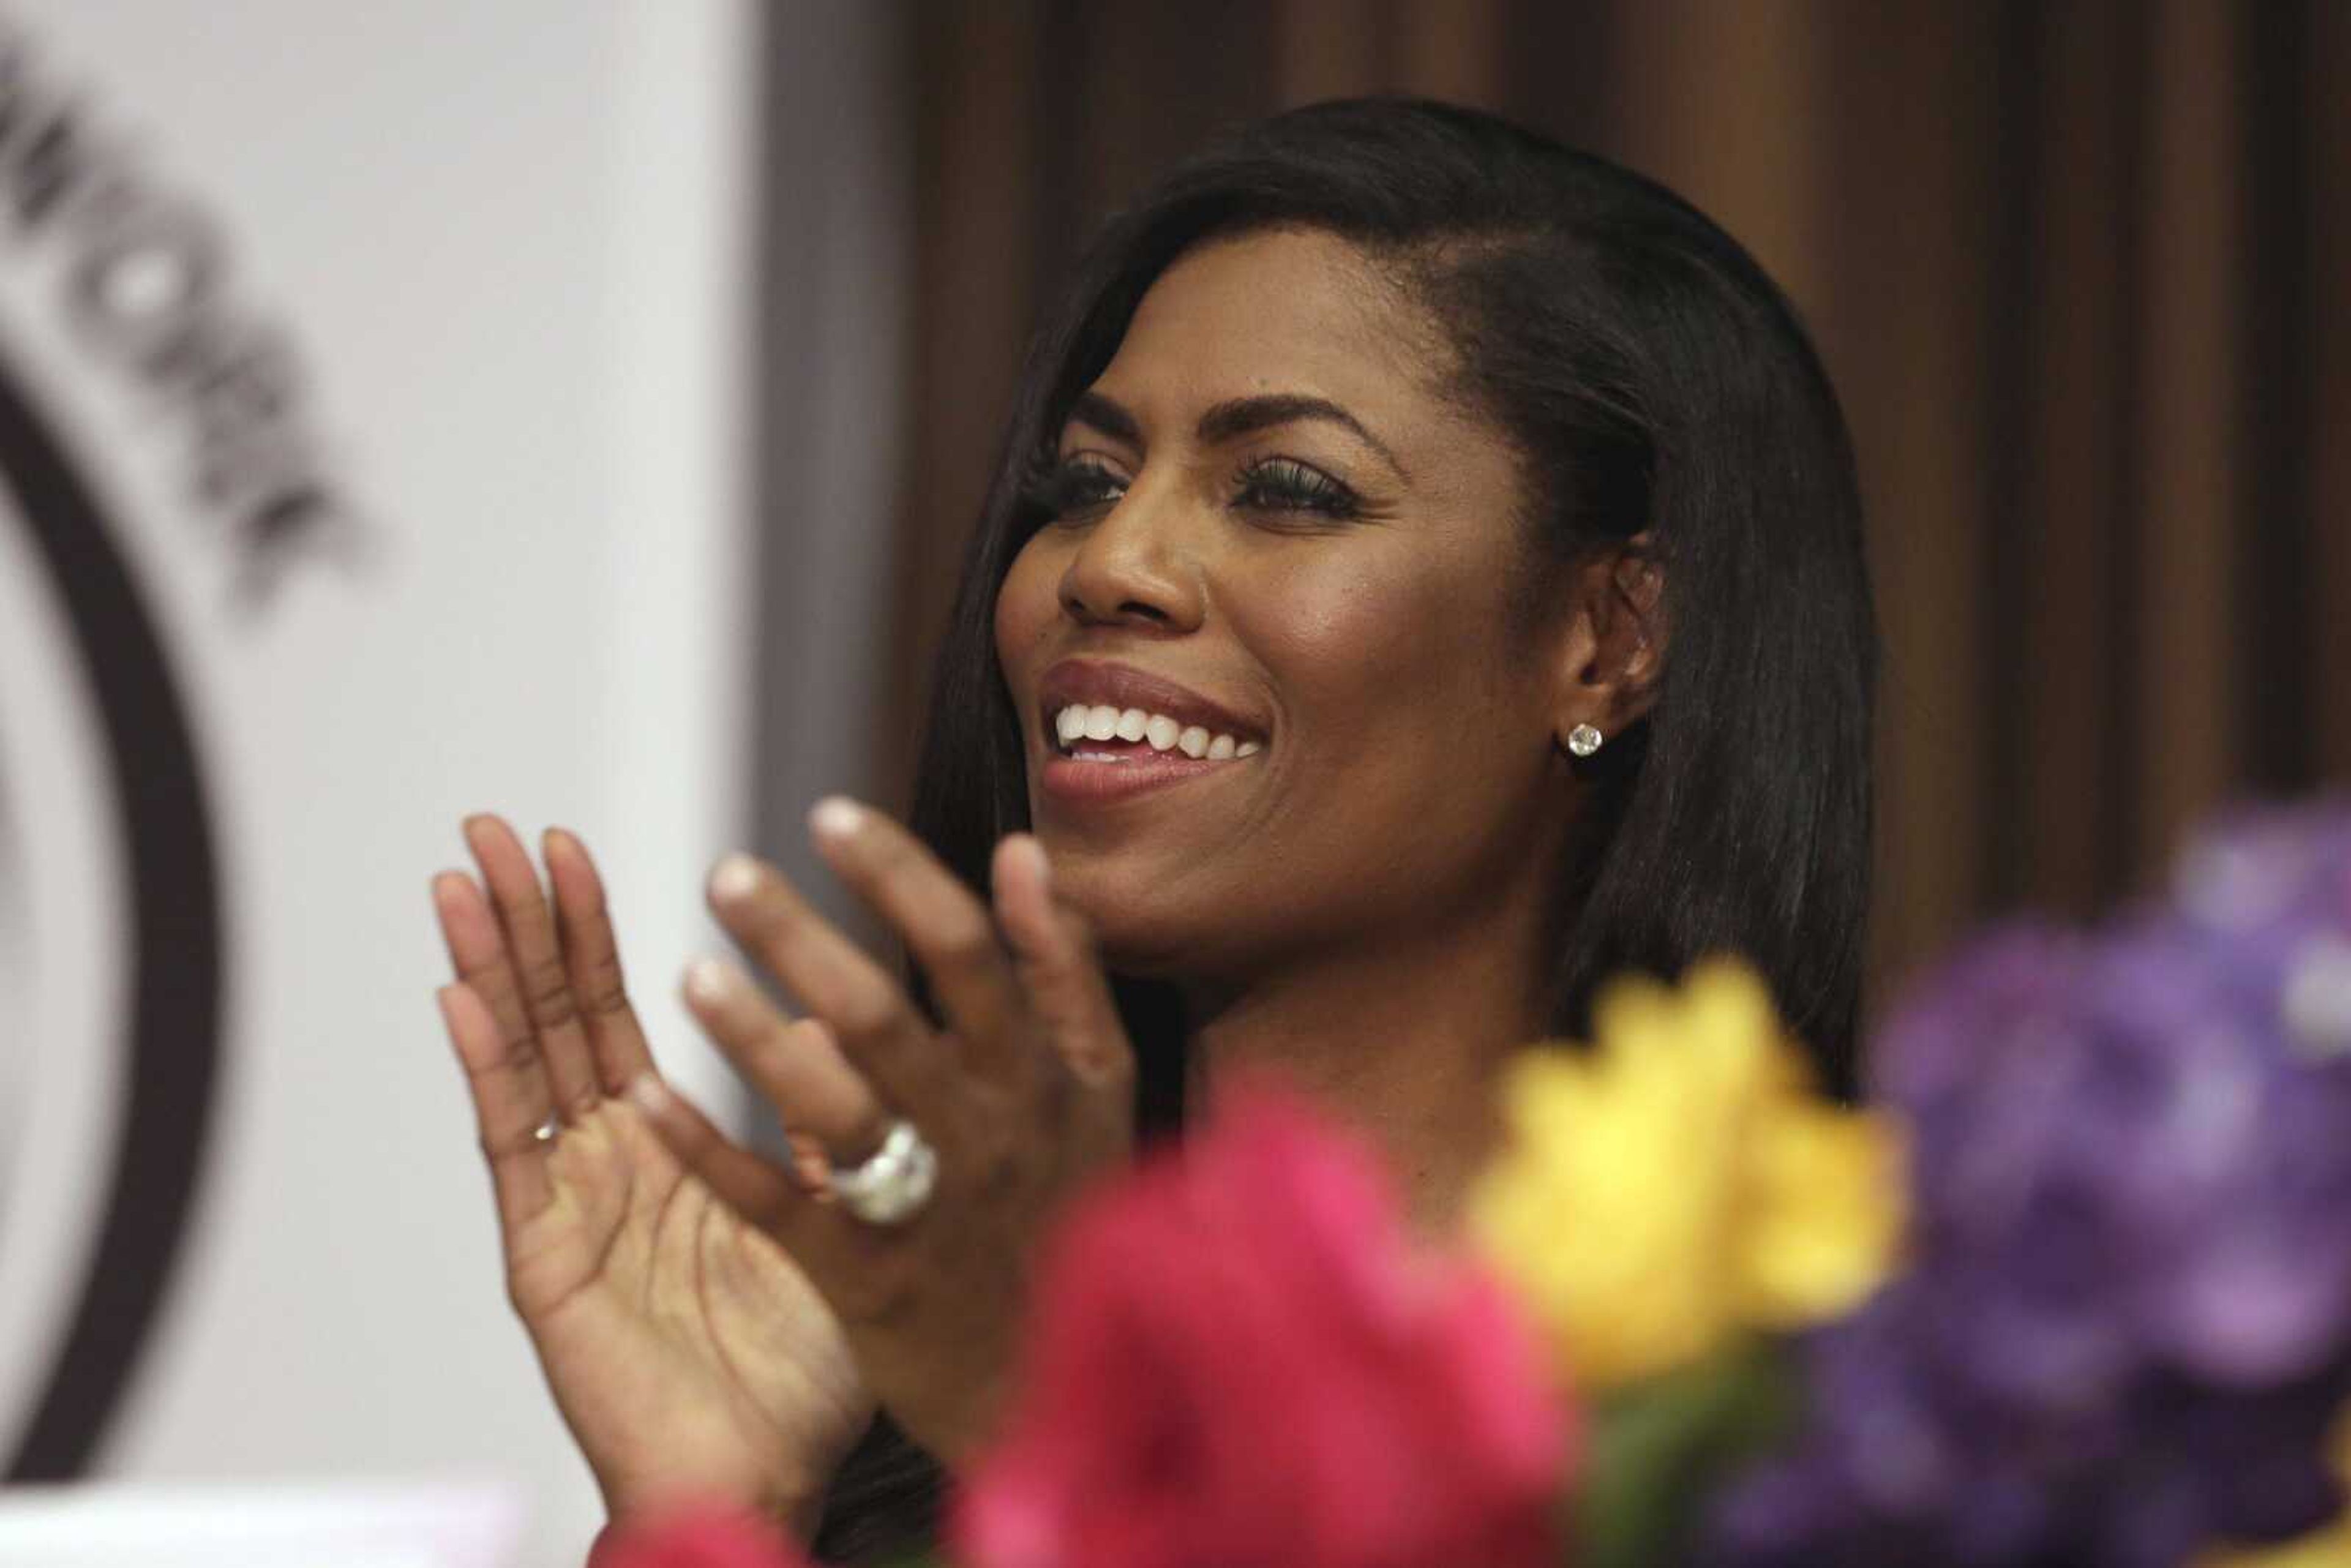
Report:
1549,533,1667,754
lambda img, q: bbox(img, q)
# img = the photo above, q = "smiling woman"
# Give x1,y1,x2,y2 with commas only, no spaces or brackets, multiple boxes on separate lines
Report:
429,97,1877,1567
1000,227,1620,1002
870,96,1875,1555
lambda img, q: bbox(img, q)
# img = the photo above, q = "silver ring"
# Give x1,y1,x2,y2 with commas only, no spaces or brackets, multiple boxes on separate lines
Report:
827,1117,937,1226
532,1115,560,1144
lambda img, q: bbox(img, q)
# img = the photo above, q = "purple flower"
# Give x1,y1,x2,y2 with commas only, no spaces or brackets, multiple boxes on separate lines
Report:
1709,800,2351,1567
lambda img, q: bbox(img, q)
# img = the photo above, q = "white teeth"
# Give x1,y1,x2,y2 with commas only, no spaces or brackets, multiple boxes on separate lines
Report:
1049,698,1265,760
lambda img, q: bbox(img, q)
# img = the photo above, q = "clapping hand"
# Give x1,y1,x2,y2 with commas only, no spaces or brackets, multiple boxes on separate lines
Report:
431,819,872,1536
629,797,1139,1466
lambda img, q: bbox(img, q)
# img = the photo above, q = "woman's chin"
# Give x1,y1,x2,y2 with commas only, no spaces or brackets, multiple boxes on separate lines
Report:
1044,854,1231,980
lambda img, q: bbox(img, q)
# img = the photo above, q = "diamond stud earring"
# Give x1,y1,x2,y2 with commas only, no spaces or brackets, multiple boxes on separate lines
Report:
1566,723,1605,758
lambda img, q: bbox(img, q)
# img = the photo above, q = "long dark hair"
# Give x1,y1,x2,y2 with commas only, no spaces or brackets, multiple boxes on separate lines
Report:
813,97,1878,1562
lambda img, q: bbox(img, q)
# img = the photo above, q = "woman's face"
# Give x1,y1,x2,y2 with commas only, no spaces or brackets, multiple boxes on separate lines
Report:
994,228,1578,983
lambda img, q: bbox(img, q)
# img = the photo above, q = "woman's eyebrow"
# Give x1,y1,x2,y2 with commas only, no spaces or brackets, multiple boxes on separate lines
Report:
1066,391,1141,446
1198,394,1408,482
1065,390,1409,482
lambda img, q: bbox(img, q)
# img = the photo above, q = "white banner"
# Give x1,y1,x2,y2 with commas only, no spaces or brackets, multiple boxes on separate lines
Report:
0,4,760,1562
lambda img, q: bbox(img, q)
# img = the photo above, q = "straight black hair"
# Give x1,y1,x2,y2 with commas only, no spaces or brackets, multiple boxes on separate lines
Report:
814,97,1878,1563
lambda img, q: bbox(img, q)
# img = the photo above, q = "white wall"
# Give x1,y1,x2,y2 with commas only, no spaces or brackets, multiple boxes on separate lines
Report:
0,4,765,1562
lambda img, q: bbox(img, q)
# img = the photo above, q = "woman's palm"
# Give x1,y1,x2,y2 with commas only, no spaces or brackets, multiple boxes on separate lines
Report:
512,1103,866,1519
432,818,872,1527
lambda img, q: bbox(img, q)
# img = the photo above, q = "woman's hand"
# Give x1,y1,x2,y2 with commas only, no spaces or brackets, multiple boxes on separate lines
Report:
629,798,1137,1466
430,817,873,1537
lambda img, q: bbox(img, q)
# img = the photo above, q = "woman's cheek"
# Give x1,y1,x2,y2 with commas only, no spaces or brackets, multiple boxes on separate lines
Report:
993,541,1060,669
1240,555,1466,728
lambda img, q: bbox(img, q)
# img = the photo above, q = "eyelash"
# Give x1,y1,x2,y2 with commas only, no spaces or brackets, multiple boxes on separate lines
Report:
1234,457,1360,519
1019,452,1362,524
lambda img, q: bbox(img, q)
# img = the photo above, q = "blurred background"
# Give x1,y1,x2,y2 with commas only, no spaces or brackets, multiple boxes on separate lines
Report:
0,2,2342,1563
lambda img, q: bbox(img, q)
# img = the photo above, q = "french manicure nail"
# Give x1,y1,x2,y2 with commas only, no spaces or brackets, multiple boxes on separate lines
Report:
684,957,734,1005
809,795,864,841
710,853,761,902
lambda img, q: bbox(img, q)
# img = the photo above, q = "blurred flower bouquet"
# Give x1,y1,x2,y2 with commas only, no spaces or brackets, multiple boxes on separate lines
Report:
602,801,2351,1568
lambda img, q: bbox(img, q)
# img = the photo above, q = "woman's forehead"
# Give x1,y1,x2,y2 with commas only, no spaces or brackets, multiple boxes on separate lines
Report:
1083,230,1448,437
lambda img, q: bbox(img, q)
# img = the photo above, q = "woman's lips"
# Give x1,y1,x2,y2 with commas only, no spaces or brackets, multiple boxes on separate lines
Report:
1039,744,1257,805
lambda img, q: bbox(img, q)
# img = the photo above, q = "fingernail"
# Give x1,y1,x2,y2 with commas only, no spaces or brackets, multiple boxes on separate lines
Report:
684,956,734,1005
1017,835,1052,890
808,795,864,841
625,1075,670,1116
710,853,761,903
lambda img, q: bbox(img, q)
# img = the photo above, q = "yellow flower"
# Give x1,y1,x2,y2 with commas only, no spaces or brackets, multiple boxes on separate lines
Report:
1467,958,1905,1393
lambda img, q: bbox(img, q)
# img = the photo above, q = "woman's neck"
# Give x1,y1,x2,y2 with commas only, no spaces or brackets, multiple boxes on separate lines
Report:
1176,893,1559,1240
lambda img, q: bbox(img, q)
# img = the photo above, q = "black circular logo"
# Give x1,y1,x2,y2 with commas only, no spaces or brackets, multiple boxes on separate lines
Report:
0,341,224,1480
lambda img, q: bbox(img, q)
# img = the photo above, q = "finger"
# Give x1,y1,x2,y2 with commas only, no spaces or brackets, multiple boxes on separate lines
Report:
806,797,1026,1075
992,835,1132,1091
437,981,554,1239
542,827,657,1092
624,1073,798,1225
705,851,946,1139
432,869,557,1122
680,956,887,1158
465,814,601,1117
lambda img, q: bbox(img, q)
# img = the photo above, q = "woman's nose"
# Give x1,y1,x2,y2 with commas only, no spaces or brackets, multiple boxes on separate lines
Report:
1057,484,1205,632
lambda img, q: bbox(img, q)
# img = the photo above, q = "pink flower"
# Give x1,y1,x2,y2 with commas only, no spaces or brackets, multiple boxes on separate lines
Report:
586,1506,812,1568
955,1086,1573,1568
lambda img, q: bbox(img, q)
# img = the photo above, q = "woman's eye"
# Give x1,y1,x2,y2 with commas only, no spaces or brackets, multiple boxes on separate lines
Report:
1022,454,1127,519
1234,457,1360,521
